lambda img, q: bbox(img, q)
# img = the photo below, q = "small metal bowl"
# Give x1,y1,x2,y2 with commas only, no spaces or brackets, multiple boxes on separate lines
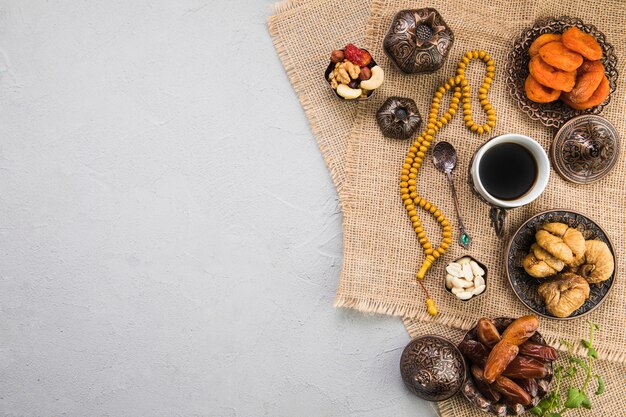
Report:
400,335,466,401
444,256,488,303
324,48,378,101
459,317,554,416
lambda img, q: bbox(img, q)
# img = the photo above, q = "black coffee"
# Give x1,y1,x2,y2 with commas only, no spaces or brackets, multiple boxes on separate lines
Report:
479,142,537,201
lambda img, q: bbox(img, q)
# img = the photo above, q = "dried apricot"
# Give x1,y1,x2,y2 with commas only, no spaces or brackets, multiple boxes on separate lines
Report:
539,41,583,72
563,60,604,103
525,74,561,103
561,75,609,110
528,34,562,57
562,27,602,61
529,55,576,92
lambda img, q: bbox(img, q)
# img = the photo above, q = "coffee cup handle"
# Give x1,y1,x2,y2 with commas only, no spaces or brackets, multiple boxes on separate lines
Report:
489,206,508,238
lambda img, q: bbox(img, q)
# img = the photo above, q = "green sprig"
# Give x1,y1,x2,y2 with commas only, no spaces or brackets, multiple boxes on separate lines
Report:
529,321,605,417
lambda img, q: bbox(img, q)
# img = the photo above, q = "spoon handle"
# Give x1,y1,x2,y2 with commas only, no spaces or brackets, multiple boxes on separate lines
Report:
446,171,471,248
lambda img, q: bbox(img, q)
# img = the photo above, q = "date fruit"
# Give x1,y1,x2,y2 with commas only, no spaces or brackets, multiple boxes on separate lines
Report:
484,342,519,383
459,339,489,367
519,342,558,362
477,318,501,347
514,378,538,398
502,355,549,379
344,43,371,66
492,375,532,406
471,365,501,402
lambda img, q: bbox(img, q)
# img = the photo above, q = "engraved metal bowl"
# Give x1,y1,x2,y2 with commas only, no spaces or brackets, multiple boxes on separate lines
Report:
376,96,422,139
505,210,617,320
506,16,619,128
551,114,621,184
383,8,454,74
443,256,488,303
460,317,554,416
400,335,466,401
324,49,377,101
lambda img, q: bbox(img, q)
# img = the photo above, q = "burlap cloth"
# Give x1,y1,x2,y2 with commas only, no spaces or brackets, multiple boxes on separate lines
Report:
268,0,626,415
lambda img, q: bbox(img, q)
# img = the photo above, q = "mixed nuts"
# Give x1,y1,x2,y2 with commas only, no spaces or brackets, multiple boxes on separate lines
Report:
326,44,384,99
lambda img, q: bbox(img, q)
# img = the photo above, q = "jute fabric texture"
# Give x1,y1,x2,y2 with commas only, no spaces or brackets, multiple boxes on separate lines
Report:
268,0,626,414
339,0,626,363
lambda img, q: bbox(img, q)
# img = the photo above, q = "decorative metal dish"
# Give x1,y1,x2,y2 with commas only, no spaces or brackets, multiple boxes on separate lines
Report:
551,114,621,184
506,210,616,320
506,16,619,128
400,335,466,401
383,8,454,74
460,317,554,416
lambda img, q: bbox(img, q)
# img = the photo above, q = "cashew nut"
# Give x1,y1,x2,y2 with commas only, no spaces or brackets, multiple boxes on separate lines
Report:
336,84,362,99
359,65,384,90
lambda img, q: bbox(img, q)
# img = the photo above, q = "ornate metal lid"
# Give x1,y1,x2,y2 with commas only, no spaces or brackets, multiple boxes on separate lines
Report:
551,115,620,184
376,96,422,140
383,8,454,74
400,335,466,401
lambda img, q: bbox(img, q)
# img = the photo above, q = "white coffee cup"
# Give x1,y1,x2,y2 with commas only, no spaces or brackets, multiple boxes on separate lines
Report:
470,133,550,209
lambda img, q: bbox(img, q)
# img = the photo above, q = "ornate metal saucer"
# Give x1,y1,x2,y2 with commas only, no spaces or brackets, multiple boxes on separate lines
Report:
400,335,466,401
551,115,620,184
505,210,617,320
383,8,454,74
460,317,554,416
506,16,619,128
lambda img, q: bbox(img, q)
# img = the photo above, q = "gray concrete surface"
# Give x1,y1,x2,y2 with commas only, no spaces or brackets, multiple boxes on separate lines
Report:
0,1,435,416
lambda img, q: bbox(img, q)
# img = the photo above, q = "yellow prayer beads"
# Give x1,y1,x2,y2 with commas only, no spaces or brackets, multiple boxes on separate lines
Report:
401,50,497,316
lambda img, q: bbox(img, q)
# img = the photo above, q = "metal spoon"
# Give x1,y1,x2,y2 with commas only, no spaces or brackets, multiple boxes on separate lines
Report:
432,141,471,248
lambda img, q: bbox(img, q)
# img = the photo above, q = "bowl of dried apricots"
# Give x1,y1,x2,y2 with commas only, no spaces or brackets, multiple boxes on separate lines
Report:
506,16,618,128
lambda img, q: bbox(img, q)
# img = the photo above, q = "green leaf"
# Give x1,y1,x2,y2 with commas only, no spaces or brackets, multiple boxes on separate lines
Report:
563,366,577,377
588,346,598,359
581,339,592,349
565,388,586,408
596,375,605,395
529,406,543,416
582,396,592,409
569,357,587,369
546,413,562,417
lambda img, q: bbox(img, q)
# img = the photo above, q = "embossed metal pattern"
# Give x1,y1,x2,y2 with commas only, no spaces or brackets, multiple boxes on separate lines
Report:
460,318,554,416
376,96,422,139
551,115,620,184
506,16,619,128
383,8,454,74
400,335,466,401
505,210,617,320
